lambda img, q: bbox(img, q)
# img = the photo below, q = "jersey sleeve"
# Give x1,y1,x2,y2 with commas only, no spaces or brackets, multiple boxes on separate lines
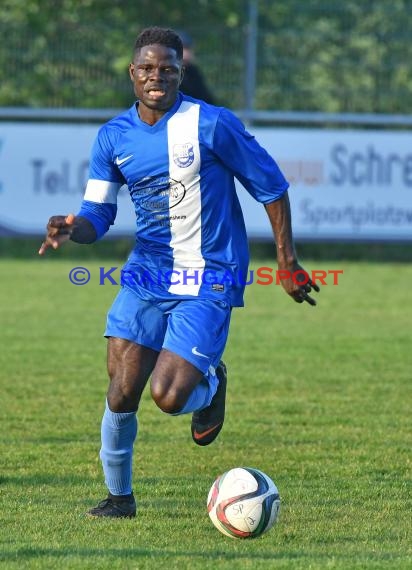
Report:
213,109,289,203
77,125,126,239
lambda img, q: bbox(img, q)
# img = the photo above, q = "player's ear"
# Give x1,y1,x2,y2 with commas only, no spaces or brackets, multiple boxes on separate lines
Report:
129,63,135,81
179,66,185,85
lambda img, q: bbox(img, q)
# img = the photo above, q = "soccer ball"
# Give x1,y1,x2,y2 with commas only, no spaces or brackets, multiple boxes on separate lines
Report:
207,467,280,539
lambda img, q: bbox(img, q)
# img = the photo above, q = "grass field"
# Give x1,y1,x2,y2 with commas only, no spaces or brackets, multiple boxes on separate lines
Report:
0,257,411,569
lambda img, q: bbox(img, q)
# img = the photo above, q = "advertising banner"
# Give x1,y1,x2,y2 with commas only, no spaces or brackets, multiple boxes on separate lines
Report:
0,122,411,240
242,128,412,240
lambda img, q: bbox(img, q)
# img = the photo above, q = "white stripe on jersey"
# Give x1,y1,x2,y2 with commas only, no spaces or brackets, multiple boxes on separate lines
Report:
84,179,121,204
167,101,205,296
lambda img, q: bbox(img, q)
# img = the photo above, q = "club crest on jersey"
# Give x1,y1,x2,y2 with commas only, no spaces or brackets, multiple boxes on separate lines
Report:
173,143,194,168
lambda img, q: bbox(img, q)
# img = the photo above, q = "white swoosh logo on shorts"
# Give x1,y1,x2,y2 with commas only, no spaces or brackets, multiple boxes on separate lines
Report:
192,346,208,359
115,154,133,166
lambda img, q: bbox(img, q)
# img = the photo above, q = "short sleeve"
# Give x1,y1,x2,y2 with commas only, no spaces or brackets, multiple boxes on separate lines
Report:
213,109,289,203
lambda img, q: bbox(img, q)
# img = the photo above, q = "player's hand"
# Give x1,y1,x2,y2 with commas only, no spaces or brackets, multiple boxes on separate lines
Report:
38,213,76,255
277,260,320,306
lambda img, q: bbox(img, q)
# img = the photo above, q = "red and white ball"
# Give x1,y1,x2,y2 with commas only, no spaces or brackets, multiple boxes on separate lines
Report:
207,467,281,538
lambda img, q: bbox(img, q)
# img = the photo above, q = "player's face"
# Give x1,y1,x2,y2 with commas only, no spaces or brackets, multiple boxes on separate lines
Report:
129,44,183,120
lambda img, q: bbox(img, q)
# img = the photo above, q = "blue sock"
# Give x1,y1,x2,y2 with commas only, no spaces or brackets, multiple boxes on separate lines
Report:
100,400,138,496
174,367,219,416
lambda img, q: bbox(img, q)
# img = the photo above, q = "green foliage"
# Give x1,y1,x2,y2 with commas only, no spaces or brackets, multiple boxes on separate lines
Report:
258,0,412,112
0,0,247,108
1,1,412,111
0,258,411,569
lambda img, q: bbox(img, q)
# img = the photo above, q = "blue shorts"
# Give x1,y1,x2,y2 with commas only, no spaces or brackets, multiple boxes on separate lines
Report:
104,286,232,374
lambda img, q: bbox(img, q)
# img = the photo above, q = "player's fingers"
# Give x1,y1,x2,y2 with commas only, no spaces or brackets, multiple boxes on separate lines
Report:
48,226,60,237
38,241,49,255
47,220,74,238
44,237,58,251
308,279,320,292
293,289,316,306
291,290,304,303
39,233,70,254
299,282,319,295
306,283,319,294
40,237,58,253
299,278,320,294
47,215,70,229
303,293,316,306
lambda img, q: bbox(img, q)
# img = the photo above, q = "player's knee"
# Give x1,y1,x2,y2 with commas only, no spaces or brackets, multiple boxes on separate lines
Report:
107,380,138,412
150,377,185,414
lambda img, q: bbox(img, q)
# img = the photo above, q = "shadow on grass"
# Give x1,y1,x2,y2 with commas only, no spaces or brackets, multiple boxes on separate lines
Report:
0,474,93,486
0,546,308,562
0,474,211,487
0,546,402,564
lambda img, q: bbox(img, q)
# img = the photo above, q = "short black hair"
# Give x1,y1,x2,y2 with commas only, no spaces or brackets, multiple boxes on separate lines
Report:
134,27,183,60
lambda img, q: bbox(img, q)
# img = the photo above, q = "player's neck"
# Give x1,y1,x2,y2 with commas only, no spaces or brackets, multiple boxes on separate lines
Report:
136,102,169,126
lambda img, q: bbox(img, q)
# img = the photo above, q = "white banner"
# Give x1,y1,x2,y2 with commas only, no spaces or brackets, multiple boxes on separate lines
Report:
0,123,134,235
1,122,411,240
241,128,412,240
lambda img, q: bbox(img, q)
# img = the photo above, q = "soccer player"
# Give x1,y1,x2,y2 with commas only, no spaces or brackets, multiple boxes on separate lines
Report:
39,27,319,518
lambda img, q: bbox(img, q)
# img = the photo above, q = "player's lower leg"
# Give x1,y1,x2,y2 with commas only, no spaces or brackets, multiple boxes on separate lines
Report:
87,400,137,518
191,361,227,446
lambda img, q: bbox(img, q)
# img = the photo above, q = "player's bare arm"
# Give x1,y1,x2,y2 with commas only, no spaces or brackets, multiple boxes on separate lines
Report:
264,193,320,306
38,214,97,255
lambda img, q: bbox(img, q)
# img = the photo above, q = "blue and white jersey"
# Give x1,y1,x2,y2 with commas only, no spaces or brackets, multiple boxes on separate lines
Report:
78,93,288,306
